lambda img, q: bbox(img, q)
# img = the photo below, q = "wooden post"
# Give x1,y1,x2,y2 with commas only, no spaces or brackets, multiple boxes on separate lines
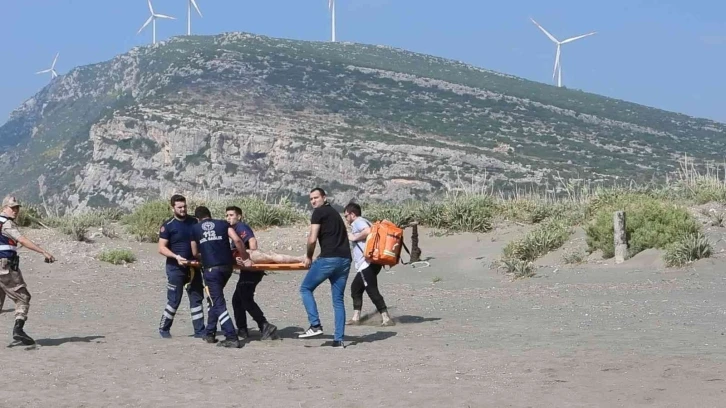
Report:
409,221,422,263
613,211,627,264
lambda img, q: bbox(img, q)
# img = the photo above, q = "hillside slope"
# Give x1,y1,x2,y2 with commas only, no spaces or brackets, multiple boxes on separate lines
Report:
1,32,724,212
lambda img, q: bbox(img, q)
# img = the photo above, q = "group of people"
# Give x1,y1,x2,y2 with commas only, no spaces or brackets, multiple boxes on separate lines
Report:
157,187,394,349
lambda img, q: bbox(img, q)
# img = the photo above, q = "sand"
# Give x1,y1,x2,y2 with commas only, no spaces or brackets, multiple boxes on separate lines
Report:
1,224,726,407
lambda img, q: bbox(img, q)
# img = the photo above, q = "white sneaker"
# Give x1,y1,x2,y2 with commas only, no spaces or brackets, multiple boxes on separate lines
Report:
298,325,324,338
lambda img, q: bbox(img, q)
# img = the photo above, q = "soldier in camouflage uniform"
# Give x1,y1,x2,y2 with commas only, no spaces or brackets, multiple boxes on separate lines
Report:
0,196,56,345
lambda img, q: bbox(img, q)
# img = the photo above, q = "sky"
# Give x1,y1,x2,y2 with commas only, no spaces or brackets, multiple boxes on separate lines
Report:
2,0,726,125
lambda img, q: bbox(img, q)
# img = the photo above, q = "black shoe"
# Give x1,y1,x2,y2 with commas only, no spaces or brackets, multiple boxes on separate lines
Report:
260,322,278,340
237,328,249,339
203,333,218,344
217,336,241,348
13,320,35,346
331,340,345,349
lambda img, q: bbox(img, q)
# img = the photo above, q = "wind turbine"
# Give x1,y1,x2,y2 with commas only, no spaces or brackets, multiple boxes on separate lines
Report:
530,18,596,88
186,0,202,36
329,0,336,42
36,53,59,80
137,0,175,44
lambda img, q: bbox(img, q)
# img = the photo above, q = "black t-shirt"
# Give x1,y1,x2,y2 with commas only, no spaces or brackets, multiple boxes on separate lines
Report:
159,216,198,266
191,219,234,268
311,204,351,259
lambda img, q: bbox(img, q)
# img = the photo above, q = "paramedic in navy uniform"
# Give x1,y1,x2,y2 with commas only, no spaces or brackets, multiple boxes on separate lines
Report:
191,205,252,349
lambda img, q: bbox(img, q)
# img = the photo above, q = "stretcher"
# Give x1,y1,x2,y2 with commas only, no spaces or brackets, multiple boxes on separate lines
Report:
187,260,308,271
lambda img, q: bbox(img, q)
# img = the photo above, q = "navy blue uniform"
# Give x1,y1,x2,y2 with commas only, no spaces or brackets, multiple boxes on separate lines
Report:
192,219,237,339
230,222,268,333
158,216,205,337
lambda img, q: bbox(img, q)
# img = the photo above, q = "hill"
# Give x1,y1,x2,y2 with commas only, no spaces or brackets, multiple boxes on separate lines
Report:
1,31,725,213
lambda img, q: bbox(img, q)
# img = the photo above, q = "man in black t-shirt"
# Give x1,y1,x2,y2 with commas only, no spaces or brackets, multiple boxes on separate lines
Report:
157,194,205,339
298,188,352,348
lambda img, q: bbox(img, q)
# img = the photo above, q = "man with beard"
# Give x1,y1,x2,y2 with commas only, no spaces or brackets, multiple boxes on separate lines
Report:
157,194,205,339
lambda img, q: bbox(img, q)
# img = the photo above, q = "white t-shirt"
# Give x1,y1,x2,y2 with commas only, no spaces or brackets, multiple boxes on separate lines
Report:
350,217,372,272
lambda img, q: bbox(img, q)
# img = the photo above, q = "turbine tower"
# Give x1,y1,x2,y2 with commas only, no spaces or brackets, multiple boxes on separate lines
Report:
329,0,336,42
530,18,596,87
187,0,202,36
36,53,59,80
137,0,176,44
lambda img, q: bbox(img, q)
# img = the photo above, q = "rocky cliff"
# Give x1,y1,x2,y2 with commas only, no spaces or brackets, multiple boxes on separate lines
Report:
1,32,725,213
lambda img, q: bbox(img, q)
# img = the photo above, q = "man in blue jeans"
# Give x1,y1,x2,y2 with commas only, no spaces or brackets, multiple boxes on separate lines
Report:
299,187,352,348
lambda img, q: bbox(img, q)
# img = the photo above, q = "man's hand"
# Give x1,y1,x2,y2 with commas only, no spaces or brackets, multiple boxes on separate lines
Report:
303,256,312,268
348,233,356,242
43,251,56,263
236,257,254,268
175,254,188,265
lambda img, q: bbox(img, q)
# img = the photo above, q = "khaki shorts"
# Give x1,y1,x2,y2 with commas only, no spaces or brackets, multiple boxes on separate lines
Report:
0,258,27,292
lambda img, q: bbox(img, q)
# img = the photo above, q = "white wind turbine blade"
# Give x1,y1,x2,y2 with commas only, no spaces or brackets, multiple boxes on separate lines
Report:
51,53,59,69
154,13,176,20
36,68,51,74
530,18,559,43
52,69,58,79
148,0,154,14
561,31,596,44
138,15,153,34
329,0,333,10
191,0,202,17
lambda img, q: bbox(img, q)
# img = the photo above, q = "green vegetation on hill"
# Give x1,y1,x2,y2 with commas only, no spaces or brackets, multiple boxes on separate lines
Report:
2,32,726,211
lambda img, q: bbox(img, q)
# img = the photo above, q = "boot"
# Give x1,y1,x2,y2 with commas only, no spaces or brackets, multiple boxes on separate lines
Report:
260,322,278,340
217,336,241,348
13,319,35,345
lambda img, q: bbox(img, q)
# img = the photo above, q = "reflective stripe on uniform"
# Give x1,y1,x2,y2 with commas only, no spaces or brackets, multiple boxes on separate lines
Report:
0,245,16,251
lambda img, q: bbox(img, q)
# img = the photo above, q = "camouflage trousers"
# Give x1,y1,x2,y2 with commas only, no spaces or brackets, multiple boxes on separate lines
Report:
0,258,31,321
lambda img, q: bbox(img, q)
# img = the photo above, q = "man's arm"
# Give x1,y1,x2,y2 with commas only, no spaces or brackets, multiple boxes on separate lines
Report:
16,236,55,262
246,237,259,251
306,224,321,259
348,225,371,242
229,227,250,261
157,238,187,263
190,240,200,260
4,221,54,262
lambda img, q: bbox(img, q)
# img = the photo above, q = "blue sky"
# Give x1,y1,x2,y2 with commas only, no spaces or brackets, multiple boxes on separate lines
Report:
2,0,726,125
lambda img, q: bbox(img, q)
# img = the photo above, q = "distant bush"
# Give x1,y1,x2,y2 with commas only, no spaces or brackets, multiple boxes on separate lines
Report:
663,232,712,267
46,210,119,241
121,197,305,242
15,204,45,228
363,195,496,233
97,249,136,265
585,193,701,259
503,219,572,262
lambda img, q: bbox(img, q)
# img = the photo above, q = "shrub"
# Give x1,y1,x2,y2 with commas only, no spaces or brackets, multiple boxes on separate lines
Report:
585,193,701,258
663,232,712,267
97,249,136,265
562,249,586,264
503,219,572,262
46,210,114,241
15,204,45,228
122,196,305,242
501,258,535,279
364,195,496,233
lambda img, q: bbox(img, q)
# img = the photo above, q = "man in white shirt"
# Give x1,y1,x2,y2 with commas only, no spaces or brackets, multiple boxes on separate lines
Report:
343,202,394,327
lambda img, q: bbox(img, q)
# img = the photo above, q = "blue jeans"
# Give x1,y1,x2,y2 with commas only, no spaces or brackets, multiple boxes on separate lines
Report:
300,257,351,342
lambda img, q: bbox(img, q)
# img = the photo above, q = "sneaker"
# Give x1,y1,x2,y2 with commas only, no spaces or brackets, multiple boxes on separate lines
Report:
217,336,241,348
260,322,278,340
298,325,323,338
159,330,172,339
331,340,345,349
203,334,218,344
